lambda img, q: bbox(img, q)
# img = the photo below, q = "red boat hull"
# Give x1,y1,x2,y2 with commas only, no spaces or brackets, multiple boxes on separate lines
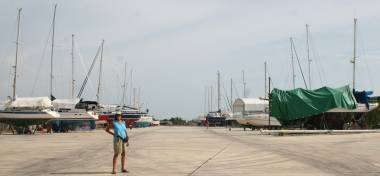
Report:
99,114,140,127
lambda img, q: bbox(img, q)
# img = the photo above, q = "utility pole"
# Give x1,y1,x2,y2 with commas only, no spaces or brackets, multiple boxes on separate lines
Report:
71,34,75,98
12,8,22,101
352,18,357,90
96,40,104,103
50,4,57,100
242,70,246,98
306,24,312,90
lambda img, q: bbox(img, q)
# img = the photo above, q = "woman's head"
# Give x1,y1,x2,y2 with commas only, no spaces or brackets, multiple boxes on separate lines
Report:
114,112,122,121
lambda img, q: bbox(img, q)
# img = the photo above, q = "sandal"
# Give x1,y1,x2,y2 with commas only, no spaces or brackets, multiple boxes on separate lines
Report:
111,171,116,174
121,169,129,173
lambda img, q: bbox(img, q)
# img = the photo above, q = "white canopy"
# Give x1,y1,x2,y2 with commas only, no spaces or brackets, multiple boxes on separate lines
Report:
233,98,268,112
7,97,53,108
0,101,6,110
53,98,80,110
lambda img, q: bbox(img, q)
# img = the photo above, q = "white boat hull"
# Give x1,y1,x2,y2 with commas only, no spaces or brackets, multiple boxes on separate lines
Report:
138,115,153,123
57,111,98,120
0,109,60,126
235,114,281,127
0,109,59,119
327,103,379,113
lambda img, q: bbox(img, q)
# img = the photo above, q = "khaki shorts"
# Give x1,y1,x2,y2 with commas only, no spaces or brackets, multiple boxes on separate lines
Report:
113,139,126,155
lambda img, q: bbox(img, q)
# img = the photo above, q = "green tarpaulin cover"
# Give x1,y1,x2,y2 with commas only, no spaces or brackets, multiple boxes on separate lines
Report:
270,85,357,122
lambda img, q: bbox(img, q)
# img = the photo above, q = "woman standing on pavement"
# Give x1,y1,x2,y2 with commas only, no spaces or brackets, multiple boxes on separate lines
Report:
105,112,129,174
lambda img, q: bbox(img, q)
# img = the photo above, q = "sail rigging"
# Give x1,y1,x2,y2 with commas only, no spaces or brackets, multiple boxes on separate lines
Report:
96,40,104,103
77,41,103,98
290,37,308,89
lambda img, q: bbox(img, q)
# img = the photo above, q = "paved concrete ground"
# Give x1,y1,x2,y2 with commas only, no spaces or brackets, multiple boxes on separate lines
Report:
1,127,380,176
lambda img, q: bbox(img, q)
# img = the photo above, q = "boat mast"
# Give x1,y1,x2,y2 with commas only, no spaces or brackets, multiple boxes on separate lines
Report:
12,8,22,101
129,68,133,106
306,24,312,89
133,87,136,108
242,70,246,98
268,76,271,129
352,18,357,90
206,86,209,112
71,34,75,98
230,78,233,111
122,62,127,106
50,4,57,100
210,86,213,111
264,61,267,98
138,87,141,109
217,71,221,111
290,37,295,89
96,40,104,103
204,86,207,115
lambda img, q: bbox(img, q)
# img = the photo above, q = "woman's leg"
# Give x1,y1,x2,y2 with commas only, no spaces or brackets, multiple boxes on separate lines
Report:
113,154,118,173
121,142,127,171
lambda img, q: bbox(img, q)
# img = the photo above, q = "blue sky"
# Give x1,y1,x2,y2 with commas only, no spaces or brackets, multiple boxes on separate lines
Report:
1,0,380,119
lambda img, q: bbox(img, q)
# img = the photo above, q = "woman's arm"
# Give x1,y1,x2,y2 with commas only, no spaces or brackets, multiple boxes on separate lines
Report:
125,129,129,146
105,123,114,136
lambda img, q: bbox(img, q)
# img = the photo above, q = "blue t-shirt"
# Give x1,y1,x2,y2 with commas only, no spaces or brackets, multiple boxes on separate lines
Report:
113,121,127,142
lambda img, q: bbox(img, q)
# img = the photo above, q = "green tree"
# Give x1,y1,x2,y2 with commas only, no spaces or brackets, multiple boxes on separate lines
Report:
169,117,186,125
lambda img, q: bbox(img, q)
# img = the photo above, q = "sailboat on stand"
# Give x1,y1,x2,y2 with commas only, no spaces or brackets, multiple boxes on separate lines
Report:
50,35,100,132
50,38,105,132
0,8,60,133
269,20,378,130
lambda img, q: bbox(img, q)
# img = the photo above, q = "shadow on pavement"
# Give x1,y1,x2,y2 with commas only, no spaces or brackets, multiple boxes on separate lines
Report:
51,171,112,175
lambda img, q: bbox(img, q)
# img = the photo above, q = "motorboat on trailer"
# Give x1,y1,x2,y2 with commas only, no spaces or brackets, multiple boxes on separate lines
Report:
120,106,151,127
206,110,227,126
0,97,60,127
50,99,99,132
53,98,98,120
135,114,154,127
